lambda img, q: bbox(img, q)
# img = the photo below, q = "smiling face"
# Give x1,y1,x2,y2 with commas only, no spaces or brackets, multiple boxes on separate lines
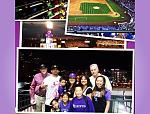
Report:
69,78,76,84
81,76,88,86
52,100,59,109
90,65,99,77
60,79,66,86
96,76,104,88
40,68,47,75
51,68,60,76
62,94,69,103
75,86,83,98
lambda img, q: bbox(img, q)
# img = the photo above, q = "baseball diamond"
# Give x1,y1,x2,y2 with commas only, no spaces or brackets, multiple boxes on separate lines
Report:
68,0,131,25
80,3,111,14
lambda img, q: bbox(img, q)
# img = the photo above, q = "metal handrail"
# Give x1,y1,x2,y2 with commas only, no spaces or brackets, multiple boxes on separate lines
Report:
17,93,132,112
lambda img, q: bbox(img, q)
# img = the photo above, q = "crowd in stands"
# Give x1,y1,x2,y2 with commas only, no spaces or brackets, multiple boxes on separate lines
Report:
16,0,68,19
96,40,124,45
115,0,135,12
65,41,89,48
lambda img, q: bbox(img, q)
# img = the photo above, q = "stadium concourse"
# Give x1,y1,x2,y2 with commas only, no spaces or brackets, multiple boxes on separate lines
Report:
15,0,68,19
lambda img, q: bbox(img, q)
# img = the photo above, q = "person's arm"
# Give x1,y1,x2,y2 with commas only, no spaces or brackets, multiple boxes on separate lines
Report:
87,97,95,112
41,76,49,89
29,77,37,104
87,93,92,99
40,82,47,89
68,100,73,112
58,86,63,95
29,77,36,101
104,90,111,113
104,101,110,113
33,76,47,93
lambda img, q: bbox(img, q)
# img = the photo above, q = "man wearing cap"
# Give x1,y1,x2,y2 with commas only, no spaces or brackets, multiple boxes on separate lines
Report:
29,64,50,112
41,65,61,112
89,64,112,92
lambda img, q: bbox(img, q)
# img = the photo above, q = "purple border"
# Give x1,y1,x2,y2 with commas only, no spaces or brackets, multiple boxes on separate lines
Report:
127,41,135,49
0,0,15,113
15,21,20,108
1,0,150,113
15,21,20,47
136,0,150,114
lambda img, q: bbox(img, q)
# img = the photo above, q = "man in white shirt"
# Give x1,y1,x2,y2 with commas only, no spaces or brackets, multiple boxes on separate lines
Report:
89,64,112,92
41,65,61,112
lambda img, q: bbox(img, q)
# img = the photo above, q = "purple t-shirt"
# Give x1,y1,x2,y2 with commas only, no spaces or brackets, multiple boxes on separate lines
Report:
92,89,111,112
69,96,95,112
59,101,71,112
58,86,67,96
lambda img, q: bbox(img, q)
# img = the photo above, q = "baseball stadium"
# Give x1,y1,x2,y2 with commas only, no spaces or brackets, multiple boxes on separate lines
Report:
67,0,135,31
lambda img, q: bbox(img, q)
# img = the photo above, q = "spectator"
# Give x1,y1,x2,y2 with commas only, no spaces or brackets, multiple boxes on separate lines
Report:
59,92,71,112
58,77,67,96
66,73,77,99
29,64,50,112
89,64,112,92
50,98,61,112
92,76,111,113
80,74,93,99
42,65,61,112
69,84,95,112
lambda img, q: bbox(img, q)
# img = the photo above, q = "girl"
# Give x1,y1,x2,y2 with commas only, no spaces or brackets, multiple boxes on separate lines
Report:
59,92,71,112
66,72,77,99
80,74,93,99
50,98,60,112
92,76,111,113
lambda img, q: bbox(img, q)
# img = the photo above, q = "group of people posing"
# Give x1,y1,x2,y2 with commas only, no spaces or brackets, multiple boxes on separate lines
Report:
29,64,112,112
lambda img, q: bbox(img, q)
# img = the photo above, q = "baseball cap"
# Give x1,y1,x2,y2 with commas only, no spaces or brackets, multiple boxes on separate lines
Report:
40,64,47,69
69,73,77,78
51,65,59,70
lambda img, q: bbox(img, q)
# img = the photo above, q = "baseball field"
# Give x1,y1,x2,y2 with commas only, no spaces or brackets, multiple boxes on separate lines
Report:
68,0,131,25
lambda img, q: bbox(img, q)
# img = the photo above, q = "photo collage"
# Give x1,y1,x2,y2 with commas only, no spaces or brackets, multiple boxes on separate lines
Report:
15,0,135,113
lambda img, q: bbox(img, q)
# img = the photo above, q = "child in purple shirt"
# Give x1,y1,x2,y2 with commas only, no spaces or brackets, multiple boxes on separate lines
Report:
58,77,67,97
59,92,71,112
69,84,95,112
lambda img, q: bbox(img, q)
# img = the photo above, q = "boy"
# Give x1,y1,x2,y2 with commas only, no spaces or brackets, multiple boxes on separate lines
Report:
69,84,95,112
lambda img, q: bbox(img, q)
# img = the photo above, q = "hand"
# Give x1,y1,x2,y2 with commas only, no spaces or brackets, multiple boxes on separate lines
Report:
30,99,36,105
40,83,48,89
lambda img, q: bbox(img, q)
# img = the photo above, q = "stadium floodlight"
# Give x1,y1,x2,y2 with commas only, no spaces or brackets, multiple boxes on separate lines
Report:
46,21,53,29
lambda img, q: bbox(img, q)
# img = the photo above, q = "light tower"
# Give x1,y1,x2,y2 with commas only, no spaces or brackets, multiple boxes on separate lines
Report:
45,21,54,48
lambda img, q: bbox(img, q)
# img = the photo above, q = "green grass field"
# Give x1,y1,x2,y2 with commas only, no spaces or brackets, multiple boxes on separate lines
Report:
80,2,110,14
69,0,130,23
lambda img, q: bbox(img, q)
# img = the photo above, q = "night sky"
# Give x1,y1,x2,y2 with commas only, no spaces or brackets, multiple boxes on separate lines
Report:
18,49,133,82
22,21,65,39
